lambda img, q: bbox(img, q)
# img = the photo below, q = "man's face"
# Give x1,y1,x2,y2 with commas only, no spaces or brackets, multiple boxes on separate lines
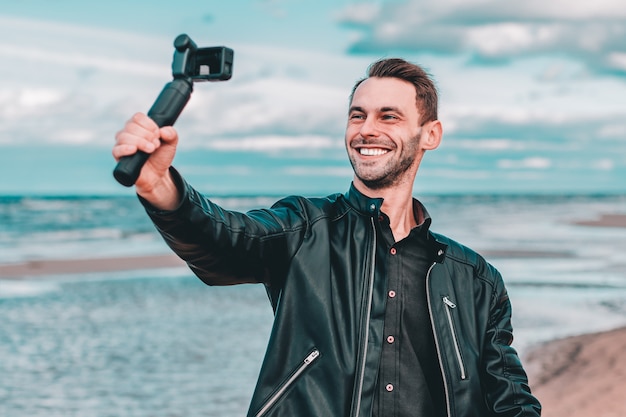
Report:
345,76,424,190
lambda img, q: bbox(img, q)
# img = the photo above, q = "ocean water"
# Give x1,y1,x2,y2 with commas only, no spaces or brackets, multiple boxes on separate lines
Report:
1,193,626,416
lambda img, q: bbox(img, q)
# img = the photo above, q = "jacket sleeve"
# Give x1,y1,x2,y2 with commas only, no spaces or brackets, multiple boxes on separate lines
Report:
140,168,308,287
481,269,542,416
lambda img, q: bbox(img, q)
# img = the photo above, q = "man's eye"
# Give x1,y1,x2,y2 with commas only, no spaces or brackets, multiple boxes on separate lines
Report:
382,114,398,120
350,113,365,120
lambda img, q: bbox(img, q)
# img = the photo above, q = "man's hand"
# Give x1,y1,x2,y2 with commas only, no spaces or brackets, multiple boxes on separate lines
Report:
113,112,181,210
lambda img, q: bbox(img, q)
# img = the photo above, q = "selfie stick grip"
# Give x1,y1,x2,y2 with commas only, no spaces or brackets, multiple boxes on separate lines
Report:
113,79,193,187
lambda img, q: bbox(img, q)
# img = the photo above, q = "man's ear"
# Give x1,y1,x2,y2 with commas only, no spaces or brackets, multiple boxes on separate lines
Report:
421,120,442,151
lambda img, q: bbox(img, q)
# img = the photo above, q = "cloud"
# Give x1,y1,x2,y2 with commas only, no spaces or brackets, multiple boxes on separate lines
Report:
208,134,339,152
0,15,361,151
1,8,624,194
0,15,170,69
283,166,353,177
179,76,348,141
0,42,165,79
255,0,289,18
451,139,527,151
336,0,626,76
443,111,626,145
591,159,615,171
497,157,552,170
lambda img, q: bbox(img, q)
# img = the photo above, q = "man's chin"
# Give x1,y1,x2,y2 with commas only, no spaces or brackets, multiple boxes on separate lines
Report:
356,175,394,191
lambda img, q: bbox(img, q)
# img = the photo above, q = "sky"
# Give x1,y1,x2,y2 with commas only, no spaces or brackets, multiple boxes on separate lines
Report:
1,0,625,196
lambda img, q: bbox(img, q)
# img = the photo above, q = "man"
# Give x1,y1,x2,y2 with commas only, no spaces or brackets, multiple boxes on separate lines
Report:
113,58,541,417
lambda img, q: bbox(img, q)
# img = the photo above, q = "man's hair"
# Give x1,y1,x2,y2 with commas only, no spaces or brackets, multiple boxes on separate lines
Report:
350,58,438,125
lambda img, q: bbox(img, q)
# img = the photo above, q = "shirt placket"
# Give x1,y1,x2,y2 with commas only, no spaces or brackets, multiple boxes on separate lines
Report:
381,244,400,415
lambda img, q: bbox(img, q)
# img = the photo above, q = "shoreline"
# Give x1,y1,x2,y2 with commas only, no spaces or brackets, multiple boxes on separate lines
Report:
0,253,186,279
2,213,625,280
0,248,575,280
524,326,626,417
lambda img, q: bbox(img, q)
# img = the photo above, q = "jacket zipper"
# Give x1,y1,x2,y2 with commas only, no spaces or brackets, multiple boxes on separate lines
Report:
426,261,452,417
254,349,320,417
443,296,467,380
351,216,377,417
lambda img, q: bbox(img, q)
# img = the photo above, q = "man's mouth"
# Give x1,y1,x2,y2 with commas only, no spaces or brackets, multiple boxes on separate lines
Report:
358,148,389,156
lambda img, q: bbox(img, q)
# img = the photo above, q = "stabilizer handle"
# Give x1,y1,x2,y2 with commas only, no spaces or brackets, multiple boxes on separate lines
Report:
113,79,193,187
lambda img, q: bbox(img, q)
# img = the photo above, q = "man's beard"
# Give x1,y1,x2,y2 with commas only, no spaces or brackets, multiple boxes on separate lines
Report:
348,133,419,190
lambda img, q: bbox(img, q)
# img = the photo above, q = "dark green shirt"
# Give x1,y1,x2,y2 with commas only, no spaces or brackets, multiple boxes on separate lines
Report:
372,209,446,417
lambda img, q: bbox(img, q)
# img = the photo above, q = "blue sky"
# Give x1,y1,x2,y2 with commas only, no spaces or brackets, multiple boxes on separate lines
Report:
1,0,625,195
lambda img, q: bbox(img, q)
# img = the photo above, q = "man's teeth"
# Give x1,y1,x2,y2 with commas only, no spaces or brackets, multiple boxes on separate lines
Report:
359,148,388,156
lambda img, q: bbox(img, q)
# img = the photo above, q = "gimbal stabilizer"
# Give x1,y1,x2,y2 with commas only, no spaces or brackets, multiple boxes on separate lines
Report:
113,34,234,187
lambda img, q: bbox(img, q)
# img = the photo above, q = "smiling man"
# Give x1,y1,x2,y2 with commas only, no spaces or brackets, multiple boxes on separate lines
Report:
113,58,541,417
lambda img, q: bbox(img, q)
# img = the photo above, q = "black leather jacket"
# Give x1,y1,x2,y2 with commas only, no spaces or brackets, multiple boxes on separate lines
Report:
144,173,541,417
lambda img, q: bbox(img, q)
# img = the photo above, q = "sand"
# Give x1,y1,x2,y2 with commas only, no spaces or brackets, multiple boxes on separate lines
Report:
2,212,626,415
524,327,626,417
0,253,186,279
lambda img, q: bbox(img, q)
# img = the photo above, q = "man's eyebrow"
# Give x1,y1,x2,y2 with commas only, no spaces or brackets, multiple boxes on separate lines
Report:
349,105,364,113
380,106,403,114
349,106,403,113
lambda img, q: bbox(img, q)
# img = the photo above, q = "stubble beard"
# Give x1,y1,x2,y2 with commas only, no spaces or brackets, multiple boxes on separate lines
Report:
348,134,420,191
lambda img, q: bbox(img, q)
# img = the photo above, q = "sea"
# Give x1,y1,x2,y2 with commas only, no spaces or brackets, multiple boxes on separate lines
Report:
1,193,626,417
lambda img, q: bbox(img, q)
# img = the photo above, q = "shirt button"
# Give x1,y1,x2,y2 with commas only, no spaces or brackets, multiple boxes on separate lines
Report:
388,290,396,298
386,384,394,392
387,335,395,344
390,247,397,255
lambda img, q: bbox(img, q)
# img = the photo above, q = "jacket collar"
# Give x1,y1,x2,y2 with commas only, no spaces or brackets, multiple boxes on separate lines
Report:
344,183,447,263
344,182,384,216
344,182,432,225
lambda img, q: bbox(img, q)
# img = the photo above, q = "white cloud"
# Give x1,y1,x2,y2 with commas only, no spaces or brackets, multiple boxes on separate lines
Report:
0,43,166,78
591,159,615,171
180,76,347,138
452,139,527,151
50,129,97,144
0,14,362,152
608,52,626,70
465,23,564,57
178,165,255,176
283,166,353,177
334,2,381,26
0,7,624,194
497,157,552,169
208,134,339,152
16,88,64,108
336,0,626,76
598,122,626,138
420,168,494,180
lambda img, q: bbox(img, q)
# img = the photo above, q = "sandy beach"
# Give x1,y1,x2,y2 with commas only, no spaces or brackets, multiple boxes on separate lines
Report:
0,253,186,279
2,213,625,415
524,327,626,417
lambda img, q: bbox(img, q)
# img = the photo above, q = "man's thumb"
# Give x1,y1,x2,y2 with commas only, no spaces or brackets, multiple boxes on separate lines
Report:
159,126,178,142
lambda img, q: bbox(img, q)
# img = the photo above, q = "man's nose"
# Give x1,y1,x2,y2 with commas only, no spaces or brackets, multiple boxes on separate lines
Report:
359,116,379,137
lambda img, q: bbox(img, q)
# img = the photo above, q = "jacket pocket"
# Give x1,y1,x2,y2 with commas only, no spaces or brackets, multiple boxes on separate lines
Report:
443,296,467,380
254,348,321,417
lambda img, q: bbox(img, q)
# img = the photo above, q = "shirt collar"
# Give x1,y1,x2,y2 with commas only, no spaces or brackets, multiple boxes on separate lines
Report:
344,183,447,262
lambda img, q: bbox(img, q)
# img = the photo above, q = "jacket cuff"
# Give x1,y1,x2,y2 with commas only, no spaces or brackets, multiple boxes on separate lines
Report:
137,166,189,216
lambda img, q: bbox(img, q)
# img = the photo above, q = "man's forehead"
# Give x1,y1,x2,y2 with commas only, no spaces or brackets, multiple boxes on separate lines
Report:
351,77,418,114
352,77,416,104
